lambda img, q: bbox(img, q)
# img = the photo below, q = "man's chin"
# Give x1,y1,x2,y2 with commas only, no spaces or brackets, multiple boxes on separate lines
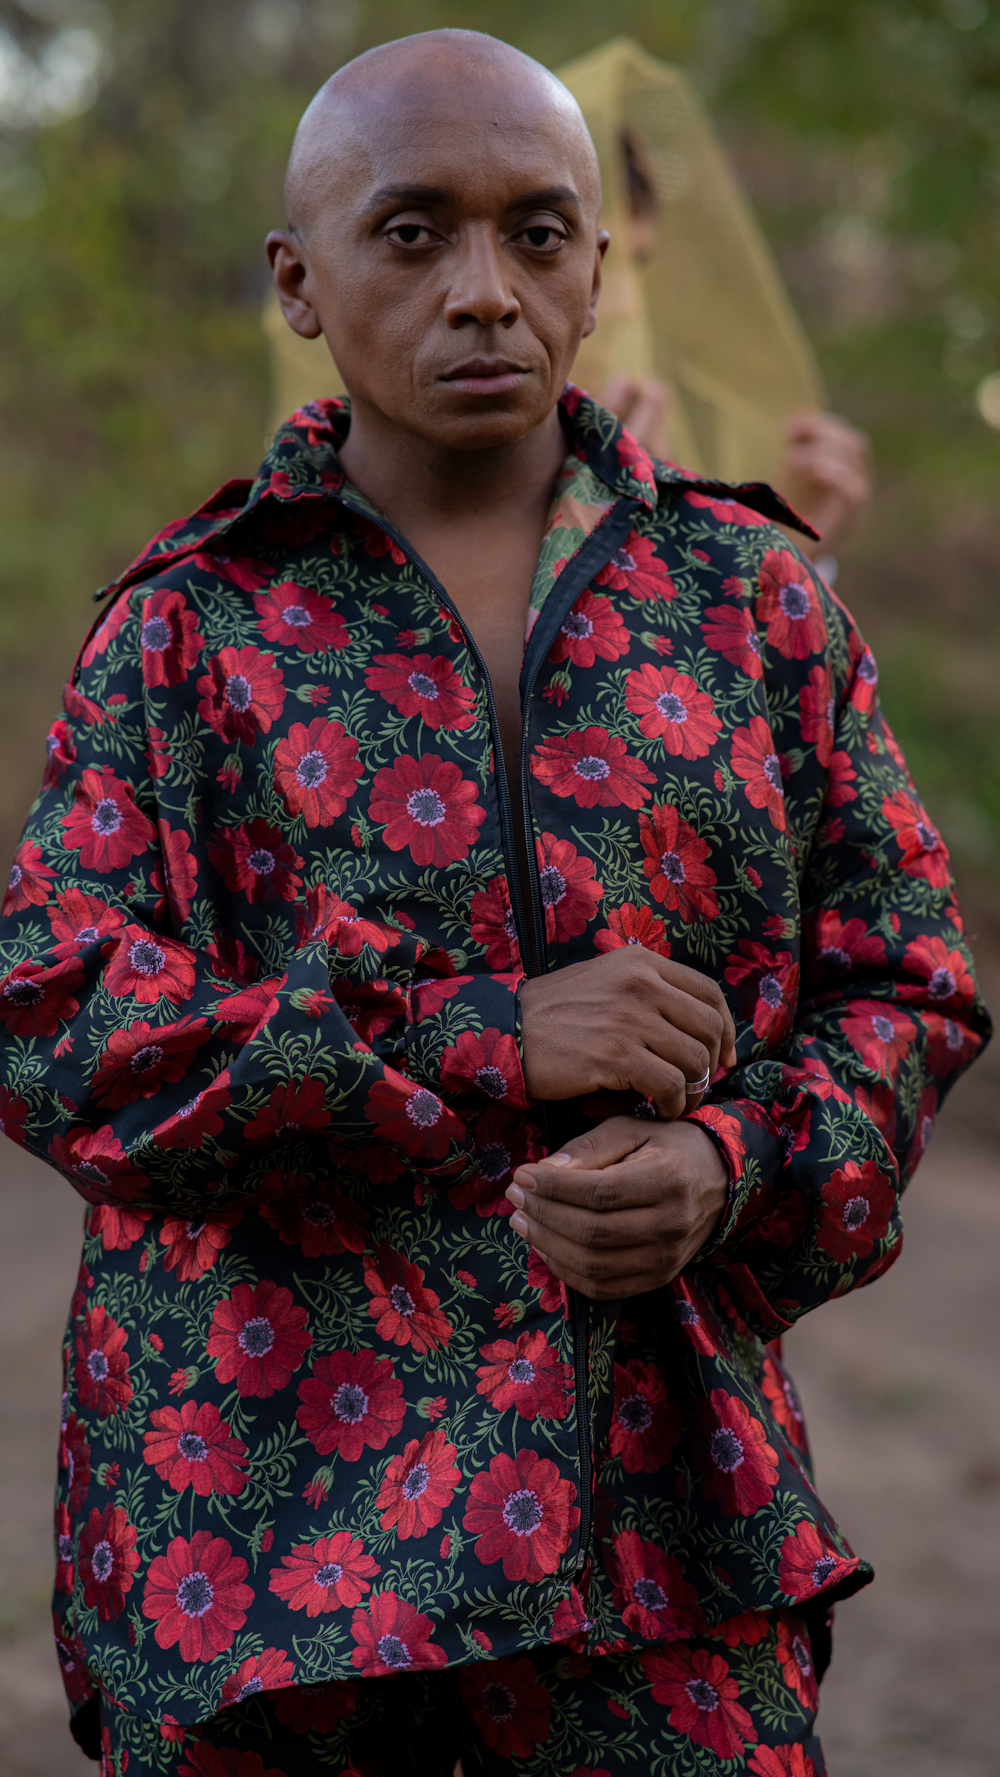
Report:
399,387,558,453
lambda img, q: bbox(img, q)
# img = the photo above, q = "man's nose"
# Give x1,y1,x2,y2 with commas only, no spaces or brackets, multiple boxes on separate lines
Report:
443,225,520,329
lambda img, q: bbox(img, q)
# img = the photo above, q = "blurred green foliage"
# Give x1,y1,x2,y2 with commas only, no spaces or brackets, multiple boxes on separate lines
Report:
1,0,998,915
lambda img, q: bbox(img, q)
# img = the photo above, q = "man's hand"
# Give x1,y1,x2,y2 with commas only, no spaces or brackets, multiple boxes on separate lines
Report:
780,409,872,557
505,1117,729,1300
519,949,736,1120
601,374,674,462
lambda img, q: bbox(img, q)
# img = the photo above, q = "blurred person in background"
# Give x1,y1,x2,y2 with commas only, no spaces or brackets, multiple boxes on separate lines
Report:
0,27,987,1777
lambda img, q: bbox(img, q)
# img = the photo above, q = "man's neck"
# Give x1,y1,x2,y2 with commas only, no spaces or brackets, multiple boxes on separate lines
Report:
336,398,568,536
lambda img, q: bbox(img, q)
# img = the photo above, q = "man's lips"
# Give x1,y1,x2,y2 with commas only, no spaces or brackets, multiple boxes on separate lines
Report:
441,358,528,396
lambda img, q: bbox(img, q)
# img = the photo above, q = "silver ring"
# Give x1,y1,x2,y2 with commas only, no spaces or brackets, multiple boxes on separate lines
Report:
685,1067,711,1096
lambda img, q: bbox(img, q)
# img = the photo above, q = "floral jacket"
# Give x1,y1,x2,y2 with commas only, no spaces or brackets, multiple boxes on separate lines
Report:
0,388,988,1734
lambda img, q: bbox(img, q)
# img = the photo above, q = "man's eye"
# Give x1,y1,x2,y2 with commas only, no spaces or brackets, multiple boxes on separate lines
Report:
520,225,564,250
386,224,432,246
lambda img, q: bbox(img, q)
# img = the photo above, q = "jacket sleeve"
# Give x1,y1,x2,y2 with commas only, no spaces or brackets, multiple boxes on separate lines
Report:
690,567,991,1339
0,589,521,1218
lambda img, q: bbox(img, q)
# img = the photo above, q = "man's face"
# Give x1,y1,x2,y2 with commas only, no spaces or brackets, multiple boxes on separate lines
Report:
269,80,605,452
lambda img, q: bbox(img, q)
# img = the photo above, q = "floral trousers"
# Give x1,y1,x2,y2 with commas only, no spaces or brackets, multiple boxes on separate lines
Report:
98,1609,824,1777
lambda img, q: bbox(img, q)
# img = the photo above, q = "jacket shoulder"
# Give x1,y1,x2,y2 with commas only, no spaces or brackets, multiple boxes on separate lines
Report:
93,478,255,606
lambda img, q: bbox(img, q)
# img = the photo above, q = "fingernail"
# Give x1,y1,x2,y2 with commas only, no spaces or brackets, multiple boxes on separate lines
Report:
547,1151,573,1167
510,1211,529,1237
506,1183,525,1209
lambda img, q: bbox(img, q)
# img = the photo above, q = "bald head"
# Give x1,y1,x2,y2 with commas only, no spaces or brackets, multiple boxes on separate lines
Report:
285,30,600,236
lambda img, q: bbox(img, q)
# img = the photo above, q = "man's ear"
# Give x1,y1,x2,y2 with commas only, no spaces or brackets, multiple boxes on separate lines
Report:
580,230,609,343
266,230,323,340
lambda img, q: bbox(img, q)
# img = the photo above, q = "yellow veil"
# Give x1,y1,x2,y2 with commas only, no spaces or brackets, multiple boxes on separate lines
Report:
265,36,823,483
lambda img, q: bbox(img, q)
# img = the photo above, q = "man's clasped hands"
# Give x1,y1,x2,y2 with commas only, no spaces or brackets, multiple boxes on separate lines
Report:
506,950,737,1301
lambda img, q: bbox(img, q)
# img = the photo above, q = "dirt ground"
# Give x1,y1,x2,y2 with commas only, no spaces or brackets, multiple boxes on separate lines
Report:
1,1007,997,1777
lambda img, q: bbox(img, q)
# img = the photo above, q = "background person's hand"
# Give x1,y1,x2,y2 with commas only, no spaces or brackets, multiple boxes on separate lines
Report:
518,949,736,1120
780,408,872,556
601,373,674,461
505,1115,730,1299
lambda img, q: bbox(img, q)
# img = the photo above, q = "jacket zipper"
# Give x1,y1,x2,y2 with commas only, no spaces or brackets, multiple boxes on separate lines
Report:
335,490,642,1578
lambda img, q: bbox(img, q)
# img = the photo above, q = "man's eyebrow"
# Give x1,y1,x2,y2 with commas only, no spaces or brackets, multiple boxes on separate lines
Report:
363,183,583,216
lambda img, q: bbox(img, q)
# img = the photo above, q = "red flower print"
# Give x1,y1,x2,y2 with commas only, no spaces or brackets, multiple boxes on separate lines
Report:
349,1590,447,1676
535,832,602,942
855,1082,897,1148
79,1503,140,1621
701,604,764,678
333,975,406,1045
102,925,196,1005
439,1027,527,1108
817,1159,895,1262
178,1746,286,1777
160,1208,239,1279
244,1076,331,1145
756,549,827,659
625,663,722,759
48,888,125,959
849,642,879,712
213,974,286,1043
458,1654,551,1760
88,1202,150,1251
55,1501,73,1595
273,719,362,827
377,1429,461,1538
882,790,950,886
749,1746,818,1777
761,1354,806,1449
0,1084,27,1147
448,1105,540,1218
142,1530,253,1661
259,1178,368,1258
273,1680,359,1736
799,664,835,766
839,1000,917,1081
594,902,671,957
364,1245,452,1354
196,645,285,745
694,1389,779,1515
639,803,718,923
295,884,400,955
208,819,303,905
923,1011,982,1075
826,749,857,805
363,1068,464,1164
640,1642,756,1759
42,716,77,791
143,1402,248,1497
50,1124,147,1206
806,909,885,981
686,490,767,526
778,1520,855,1601
368,754,486,867
296,1348,406,1459
548,588,630,668
900,934,974,1010
207,1279,312,1397
155,821,198,927
475,1329,572,1421
139,588,204,687
61,766,156,871
74,1306,132,1419
269,1531,379,1615
724,941,799,1043
220,1646,295,1708
775,1612,817,1708
463,1447,579,1581
605,1530,703,1639
254,581,349,652
61,1412,91,1513
352,513,407,565
594,531,674,602
470,874,521,972
3,839,55,914
731,717,786,830
527,1250,566,1314
707,1608,770,1648
151,1069,232,1149
366,652,476,730
609,1358,681,1474
531,726,654,811
0,956,83,1037
90,1016,212,1109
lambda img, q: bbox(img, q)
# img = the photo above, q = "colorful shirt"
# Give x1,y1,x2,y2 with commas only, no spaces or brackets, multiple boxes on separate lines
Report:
0,388,988,1731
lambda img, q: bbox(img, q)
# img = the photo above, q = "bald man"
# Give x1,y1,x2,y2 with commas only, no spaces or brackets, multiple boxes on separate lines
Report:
0,28,987,1777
